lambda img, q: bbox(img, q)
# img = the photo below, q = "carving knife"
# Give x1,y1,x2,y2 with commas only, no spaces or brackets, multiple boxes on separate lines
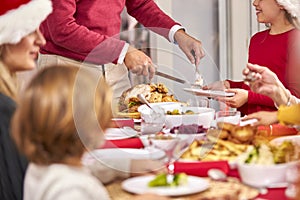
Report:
155,71,186,84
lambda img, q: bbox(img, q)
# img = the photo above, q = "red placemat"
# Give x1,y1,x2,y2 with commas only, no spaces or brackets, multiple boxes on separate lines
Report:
101,138,144,149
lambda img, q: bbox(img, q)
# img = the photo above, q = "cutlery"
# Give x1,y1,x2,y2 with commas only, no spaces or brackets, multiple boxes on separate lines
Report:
192,50,204,88
155,71,202,88
155,71,186,84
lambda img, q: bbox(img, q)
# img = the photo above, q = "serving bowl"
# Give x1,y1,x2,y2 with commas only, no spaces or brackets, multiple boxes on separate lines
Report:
237,161,299,188
138,103,215,129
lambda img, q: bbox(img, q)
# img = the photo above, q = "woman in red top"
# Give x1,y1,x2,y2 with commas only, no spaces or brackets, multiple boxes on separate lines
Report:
205,0,300,116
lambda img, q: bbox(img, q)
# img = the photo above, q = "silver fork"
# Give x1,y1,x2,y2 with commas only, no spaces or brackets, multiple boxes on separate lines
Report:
192,50,204,88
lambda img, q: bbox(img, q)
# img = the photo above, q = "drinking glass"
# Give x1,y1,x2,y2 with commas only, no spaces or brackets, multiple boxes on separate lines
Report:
148,134,190,175
140,106,166,135
216,110,241,125
187,97,209,108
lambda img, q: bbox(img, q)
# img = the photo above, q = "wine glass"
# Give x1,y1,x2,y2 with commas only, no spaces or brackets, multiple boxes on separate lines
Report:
148,134,191,176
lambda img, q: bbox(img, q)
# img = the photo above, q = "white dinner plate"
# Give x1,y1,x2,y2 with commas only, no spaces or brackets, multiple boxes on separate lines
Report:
183,88,235,98
105,127,138,140
82,148,165,165
121,175,209,196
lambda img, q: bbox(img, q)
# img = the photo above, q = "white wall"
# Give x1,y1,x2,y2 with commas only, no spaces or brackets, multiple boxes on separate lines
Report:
229,0,251,80
151,0,220,103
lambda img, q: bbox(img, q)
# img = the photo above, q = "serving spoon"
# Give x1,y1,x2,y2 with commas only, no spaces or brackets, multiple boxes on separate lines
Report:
137,94,156,112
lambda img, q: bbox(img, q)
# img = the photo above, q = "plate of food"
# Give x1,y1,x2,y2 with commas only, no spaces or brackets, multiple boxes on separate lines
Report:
183,88,235,98
118,83,178,118
121,173,209,196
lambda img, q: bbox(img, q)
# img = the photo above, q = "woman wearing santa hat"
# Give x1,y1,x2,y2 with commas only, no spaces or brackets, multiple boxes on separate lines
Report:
0,0,52,199
205,0,300,116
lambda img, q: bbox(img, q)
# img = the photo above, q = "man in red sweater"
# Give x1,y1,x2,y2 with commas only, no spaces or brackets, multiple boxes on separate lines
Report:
38,0,204,101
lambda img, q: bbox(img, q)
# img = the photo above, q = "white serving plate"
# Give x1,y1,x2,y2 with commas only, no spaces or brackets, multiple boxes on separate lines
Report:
183,88,235,98
121,175,209,196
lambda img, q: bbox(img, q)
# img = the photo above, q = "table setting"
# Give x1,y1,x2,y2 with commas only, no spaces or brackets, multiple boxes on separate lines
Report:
84,83,300,200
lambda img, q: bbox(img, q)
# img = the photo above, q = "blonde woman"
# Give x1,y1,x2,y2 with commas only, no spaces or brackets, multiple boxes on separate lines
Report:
0,0,52,199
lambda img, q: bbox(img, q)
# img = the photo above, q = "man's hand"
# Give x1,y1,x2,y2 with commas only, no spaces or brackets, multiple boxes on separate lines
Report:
174,29,205,66
124,46,156,80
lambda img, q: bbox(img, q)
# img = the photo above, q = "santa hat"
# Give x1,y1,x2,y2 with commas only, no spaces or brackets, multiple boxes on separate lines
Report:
277,0,300,21
0,0,52,45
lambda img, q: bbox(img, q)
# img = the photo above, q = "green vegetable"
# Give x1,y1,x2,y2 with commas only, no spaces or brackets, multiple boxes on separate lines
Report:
148,173,169,187
171,173,188,186
245,147,259,164
128,101,138,108
184,110,195,115
148,173,188,187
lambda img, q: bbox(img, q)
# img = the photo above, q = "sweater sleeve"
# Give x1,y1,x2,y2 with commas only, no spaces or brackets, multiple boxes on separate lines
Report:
247,90,275,106
43,0,125,64
227,80,250,90
126,0,179,41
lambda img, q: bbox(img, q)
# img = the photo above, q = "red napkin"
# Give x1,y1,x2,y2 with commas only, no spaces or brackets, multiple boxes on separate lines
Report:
257,123,298,137
101,138,144,149
111,118,134,128
174,161,230,177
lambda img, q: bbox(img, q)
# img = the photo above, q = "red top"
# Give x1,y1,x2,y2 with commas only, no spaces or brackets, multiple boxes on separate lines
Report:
39,0,179,64
229,29,300,116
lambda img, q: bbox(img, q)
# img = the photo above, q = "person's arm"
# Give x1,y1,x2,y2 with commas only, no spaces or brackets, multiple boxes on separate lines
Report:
247,90,275,107
126,0,204,65
244,63,300,107
227,80,275,107
242,111,278,126
44,0,125,64
126,0,179,41
227,80,249,89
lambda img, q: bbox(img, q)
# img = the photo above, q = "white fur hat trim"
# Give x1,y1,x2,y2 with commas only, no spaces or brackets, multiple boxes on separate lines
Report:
277,0,300,20
0,0,52,45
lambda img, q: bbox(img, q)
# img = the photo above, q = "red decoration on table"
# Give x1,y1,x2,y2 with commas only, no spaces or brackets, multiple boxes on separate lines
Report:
101,138,144,149
174,161,230,177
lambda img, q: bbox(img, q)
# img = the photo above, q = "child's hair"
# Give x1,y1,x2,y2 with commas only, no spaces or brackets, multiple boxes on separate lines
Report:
12,65,113,165
284,10,300,29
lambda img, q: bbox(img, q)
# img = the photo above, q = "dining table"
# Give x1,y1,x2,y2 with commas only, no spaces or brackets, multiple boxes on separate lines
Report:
101,118,290,200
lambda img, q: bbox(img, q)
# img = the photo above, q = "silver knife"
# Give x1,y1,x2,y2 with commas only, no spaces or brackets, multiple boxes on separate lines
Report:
155,71,186,84
155,71,203,88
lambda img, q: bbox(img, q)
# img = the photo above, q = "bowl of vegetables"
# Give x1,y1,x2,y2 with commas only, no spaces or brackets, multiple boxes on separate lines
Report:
237,141,300,188
139,103,215,131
